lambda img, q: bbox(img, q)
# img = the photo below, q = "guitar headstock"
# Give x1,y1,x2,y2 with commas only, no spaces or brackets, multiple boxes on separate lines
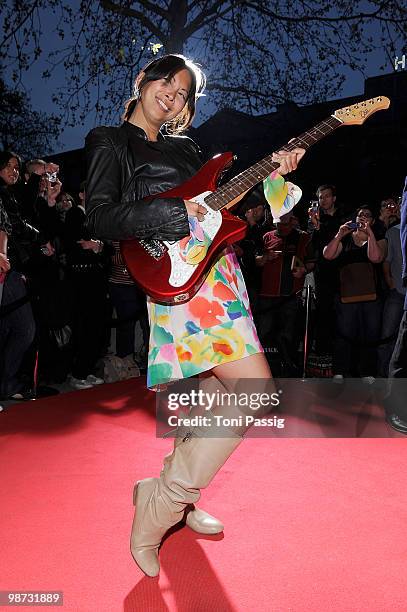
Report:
333,96,390,125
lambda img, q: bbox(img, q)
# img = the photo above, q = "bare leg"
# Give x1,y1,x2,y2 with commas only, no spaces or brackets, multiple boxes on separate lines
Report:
207,352,275,435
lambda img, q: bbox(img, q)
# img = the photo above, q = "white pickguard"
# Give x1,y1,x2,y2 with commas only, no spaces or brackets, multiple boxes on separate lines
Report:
164,191,222,288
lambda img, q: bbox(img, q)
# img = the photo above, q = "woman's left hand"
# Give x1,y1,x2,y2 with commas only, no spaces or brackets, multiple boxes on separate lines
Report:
47,179,62,206
359,220,373,236
271,148,306,175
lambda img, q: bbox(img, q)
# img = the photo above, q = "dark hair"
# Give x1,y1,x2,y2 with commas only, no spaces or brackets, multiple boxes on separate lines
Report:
123,54,206,134
316,184,336,197
380,197,398,207
0,150,22,173
357,206,374,218
56,191,75,204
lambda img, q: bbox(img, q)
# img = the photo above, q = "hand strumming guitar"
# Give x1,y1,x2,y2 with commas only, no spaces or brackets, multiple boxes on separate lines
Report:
184,200,207,222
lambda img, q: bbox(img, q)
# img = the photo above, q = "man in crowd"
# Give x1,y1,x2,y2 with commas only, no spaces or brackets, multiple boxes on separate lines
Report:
386,179,407,433
64,182,109,389
379,216,406,377
309,184,344,355
254,209,315,375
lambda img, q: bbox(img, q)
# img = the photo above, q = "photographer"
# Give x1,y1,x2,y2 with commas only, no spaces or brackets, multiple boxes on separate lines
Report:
324,207,386,381
22,159,62,242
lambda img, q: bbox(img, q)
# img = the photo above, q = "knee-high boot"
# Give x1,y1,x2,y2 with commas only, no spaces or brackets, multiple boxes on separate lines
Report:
161,436,225,535
130,429,241,577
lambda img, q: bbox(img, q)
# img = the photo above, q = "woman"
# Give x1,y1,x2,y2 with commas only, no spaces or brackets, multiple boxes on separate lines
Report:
324,207,386,381
85,54,305,576
55,191,74,222
0,152,36,400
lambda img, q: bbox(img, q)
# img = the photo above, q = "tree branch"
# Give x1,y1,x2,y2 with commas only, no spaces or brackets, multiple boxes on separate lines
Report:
100,1,168,40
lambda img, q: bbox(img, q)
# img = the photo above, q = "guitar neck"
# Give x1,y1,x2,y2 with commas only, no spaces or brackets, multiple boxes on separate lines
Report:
204,114,343,211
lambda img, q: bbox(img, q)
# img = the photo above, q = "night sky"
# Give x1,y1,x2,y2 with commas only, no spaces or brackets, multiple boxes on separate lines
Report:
4,4,402,155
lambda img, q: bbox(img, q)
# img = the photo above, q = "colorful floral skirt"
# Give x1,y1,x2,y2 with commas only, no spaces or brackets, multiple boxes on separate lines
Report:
147,248,263,388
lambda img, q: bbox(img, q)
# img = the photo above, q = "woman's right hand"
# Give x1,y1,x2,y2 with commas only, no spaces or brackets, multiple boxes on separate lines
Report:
336,223,354,239
184,200,207,222
0,253,10,272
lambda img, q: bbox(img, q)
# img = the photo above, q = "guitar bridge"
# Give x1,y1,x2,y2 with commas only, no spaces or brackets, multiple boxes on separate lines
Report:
139,239,167,260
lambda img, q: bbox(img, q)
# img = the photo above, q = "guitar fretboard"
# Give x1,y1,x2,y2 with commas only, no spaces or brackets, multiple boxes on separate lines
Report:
204,114,342,211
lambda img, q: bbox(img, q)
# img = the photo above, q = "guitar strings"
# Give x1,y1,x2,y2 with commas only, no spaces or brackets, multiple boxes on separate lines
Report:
204,115,342,212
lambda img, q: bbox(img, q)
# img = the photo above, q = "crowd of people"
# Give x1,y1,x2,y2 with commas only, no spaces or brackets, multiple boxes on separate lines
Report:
0,150,147,407
235,183,405,384
0,150,406,419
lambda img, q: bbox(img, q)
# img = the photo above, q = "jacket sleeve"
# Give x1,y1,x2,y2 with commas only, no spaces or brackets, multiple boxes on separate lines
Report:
401,176,407,288
85,127,191,241
0,196,12,235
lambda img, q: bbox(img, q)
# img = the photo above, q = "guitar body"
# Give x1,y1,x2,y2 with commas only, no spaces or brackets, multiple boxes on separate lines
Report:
120,152,247,305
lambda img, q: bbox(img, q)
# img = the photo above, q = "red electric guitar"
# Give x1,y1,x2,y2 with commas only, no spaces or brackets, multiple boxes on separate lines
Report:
121,96,390,304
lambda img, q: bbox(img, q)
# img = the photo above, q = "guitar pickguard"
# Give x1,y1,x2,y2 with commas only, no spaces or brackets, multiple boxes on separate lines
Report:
164,191,222,288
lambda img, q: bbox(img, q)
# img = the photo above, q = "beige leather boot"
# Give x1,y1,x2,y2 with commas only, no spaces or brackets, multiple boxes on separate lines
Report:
162,436,224,535
130,429,241,577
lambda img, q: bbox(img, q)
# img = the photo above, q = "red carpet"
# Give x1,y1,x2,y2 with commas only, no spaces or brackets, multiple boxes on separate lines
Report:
1,378,407,611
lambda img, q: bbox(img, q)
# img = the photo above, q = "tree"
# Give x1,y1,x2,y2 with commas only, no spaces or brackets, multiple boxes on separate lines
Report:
1,0,406,128
0,77,61,157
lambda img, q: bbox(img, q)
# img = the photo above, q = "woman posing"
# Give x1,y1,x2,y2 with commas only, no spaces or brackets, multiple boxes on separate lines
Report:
85,54,305,576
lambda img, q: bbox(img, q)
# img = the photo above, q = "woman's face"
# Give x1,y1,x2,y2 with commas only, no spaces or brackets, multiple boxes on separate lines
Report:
57,195,73,212
138,68,192,127
0,157,20,186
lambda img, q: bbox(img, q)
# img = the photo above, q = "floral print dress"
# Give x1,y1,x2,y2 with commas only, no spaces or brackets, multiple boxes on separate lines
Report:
147,172,295,388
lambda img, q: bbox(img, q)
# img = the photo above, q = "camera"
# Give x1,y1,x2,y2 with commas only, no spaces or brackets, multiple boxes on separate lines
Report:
310,200,319,214
45,171,58,186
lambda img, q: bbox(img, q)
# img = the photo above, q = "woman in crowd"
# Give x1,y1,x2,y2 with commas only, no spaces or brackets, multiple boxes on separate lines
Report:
324,207,386,381
85,54,305,576
0,151,36,400
55,191,74,222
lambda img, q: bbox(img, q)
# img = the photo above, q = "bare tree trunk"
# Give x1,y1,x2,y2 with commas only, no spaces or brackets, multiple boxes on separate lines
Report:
166,0,188,53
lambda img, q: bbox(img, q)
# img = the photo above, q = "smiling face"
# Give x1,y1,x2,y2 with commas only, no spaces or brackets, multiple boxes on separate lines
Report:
0,157,20,186
131,68,192,139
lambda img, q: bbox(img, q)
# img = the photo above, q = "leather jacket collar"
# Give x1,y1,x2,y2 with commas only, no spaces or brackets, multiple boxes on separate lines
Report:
121,121,165,143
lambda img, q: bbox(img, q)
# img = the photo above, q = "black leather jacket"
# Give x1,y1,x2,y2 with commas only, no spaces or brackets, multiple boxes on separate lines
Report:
0,180,41,271
85,121,202,241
